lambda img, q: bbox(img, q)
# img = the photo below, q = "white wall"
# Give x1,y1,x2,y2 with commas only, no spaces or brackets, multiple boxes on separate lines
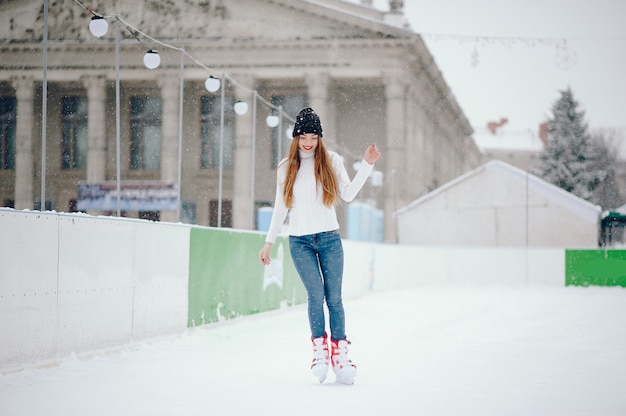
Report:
396,163,600,247
343,242,565,297
1,208,565,372
0,209,190,371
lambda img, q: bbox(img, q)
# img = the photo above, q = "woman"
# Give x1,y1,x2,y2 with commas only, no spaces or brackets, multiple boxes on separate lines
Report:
259,107,381,384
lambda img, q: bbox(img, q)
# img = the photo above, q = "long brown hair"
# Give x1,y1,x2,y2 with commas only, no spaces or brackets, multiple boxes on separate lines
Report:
281,135,339,209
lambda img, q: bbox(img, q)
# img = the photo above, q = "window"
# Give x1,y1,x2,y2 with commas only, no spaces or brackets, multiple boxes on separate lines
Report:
200,95,234,169
61,96,88,170
271,94,307,167
139,211,160,222
34,200,53,211
130,96,161,170
0,96,16,170
181,201,197,225
68,199,83,213
209,199,232,228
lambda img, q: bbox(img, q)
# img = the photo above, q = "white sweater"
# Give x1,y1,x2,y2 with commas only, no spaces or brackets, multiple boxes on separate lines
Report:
265,150,374,244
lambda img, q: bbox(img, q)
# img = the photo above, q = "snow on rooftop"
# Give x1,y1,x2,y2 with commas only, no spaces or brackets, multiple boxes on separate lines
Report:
473,124,545,152
395,160,601,224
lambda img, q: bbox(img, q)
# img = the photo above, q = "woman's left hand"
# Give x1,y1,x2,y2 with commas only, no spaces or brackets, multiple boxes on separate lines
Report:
364,144,381,165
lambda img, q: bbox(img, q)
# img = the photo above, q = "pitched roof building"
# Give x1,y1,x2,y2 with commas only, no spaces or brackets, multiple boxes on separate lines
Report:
394,160,601,247
0,0,482,242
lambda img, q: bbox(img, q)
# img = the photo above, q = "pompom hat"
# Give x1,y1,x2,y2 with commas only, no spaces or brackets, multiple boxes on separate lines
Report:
292,107,323,137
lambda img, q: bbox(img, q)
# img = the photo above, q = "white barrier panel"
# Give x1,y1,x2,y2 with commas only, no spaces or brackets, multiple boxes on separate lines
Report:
131,220,189,339
56,214,137,356
1,206,565,372
342,242,565,296
0,210,60,369
0,209,190,371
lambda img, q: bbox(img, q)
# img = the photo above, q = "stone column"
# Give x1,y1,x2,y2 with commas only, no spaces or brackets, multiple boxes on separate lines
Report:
232,75,255,230
12,76,34,210
306,73,330,137
409,82,428,196
83,75,107,183
383,75,406,243
158,75,180,222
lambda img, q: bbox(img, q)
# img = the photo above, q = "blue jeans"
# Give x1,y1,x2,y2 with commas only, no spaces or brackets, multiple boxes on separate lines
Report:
289,230,346,341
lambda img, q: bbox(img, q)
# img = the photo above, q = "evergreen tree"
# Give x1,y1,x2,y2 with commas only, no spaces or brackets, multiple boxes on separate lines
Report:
535,87,603,202
590,128,623,209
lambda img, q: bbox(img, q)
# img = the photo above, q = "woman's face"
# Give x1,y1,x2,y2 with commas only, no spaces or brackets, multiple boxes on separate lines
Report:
298,133,319,154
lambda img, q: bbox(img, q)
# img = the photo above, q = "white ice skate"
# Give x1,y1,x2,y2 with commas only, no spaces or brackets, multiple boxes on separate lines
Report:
311,334,330,383
331,339,357,385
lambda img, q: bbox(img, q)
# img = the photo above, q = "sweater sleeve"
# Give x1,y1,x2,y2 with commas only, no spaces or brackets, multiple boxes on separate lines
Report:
265,162,289,244
333,153,374,202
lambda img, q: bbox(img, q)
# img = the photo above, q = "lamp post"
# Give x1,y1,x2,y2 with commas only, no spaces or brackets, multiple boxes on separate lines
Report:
250,91,258,227
277,106,284,161
217,72,226,227
89,14,121,216
41,0,49,210
114,16,121,216
176,49,184,221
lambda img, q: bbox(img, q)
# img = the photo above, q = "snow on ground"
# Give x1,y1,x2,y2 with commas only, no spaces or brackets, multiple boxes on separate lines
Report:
1,286,626,416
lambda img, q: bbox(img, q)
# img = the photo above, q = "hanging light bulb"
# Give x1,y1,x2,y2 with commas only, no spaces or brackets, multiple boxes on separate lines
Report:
266,114,279,128
234,101,249,115
204,76,220,93
371,170,384,187
143,50,161,69
89,15,109,38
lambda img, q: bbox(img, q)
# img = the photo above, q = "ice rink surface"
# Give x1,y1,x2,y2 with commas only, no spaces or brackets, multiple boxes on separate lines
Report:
2,286,626,416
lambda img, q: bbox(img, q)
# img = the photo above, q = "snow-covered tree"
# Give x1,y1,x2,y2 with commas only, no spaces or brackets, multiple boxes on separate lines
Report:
534,87,604,202
590,128,623,209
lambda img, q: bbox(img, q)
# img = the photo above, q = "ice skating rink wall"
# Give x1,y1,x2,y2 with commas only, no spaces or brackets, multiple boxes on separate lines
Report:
1,208,624,371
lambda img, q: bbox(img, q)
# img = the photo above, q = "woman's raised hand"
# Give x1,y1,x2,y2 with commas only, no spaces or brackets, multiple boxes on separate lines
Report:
364,144,381,165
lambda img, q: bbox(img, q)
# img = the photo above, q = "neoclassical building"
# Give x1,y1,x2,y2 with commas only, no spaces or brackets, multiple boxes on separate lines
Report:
0,0,482,242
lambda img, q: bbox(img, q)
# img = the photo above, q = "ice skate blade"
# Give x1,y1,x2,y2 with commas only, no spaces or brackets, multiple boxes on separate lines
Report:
333,366,356,385
312,364,328,383
334,375,354,385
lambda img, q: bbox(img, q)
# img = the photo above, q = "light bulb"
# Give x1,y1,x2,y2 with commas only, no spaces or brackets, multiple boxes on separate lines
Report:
371,170,384,187
205,76,220,93
234,101,248,115
143,50,160,70
266,115,279,128
89,16,108,38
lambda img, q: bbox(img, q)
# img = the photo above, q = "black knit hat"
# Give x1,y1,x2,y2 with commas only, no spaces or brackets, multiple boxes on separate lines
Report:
292,107,323,137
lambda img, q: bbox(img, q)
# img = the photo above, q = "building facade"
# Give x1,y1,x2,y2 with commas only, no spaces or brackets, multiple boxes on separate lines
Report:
0,0,482,242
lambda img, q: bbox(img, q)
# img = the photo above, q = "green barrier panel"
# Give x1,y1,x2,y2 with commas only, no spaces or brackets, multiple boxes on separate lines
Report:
565,249,626,287
188,228,306,327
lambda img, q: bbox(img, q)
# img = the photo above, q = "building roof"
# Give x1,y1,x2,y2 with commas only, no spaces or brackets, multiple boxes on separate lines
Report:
472,125,544,153
394,160,601,224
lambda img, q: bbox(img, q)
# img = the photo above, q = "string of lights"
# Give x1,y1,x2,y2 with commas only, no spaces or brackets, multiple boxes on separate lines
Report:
77,0,365,160
419,32,582,70
74,0,296,125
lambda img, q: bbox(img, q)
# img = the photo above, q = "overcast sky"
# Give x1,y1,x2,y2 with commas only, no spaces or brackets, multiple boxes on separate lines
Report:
359,0,626,132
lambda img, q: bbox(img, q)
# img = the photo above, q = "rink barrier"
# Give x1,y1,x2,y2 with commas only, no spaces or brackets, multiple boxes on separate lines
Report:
0,209,190,371
1,207,624,371
565,249,626,287
187,227,307,326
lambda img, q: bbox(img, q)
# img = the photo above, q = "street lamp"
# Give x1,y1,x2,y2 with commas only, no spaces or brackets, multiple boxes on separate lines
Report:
89,16,108,37
266,114,279,128
205,76,220,93
143,50,160,69
88,14,122,216
234,100,248,115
